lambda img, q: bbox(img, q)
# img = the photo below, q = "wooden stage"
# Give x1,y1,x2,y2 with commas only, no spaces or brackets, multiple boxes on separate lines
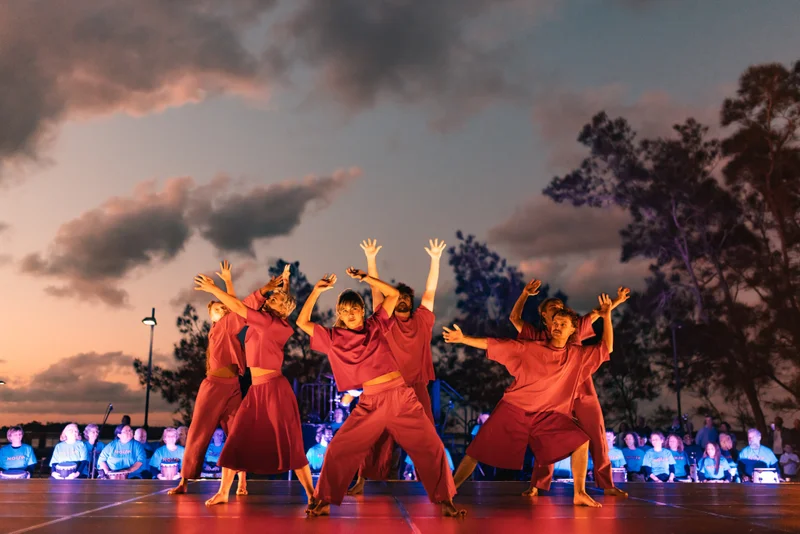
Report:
1,479,798,533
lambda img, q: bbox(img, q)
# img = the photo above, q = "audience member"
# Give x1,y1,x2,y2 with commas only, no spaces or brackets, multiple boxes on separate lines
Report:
121,415,132,427
606,430,626,468
780,444,799,480
695,416,719,449
82,424,106,477
471,413,490,438
642,432,675,482
666,434,689,480
683,433,703,465
150,428,186,480
177,426,188,447
404,447,455,480
698,442,731,482
622,432,645,481
203,428,225,477
50,423,87,479
719,433,739,464
97,425,147,479
634,417,652,442
738,428,779,481
306,425,333,473
0,426,37,478
330,409,346,432
719,422,736,447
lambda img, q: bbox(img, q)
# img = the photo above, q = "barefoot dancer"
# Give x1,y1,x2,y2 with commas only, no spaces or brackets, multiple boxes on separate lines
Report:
298,269,463,517
168,261,246,495
510,283,630,498
194,266,316,506
447,294,617,508
348,238,445,495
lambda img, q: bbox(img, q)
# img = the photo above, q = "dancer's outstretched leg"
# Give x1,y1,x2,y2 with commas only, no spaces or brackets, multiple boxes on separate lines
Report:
205,467,237,506
571,441,602,508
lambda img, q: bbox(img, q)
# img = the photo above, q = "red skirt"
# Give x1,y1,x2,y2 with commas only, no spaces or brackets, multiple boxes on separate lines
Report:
467,400,588,469
218,372,308,474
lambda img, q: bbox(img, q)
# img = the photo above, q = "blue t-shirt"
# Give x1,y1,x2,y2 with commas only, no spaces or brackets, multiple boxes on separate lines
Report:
306,444,328,471
738,446,778,475
82,441,106,475
622,447,645,472
669,450,689,477
405,449,454,471
204,442,224,464
699,456,731,480
0,444,37,470
98,439,147,472
608,447,626,468
643,448,675,476
50,441,88,466
149,445,186,470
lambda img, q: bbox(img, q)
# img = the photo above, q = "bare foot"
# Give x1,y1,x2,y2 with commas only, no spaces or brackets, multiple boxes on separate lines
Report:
347,478,365,496
205,492,229,507
167,482,187,495
306,501,330,517
522,485,539,497
574,491,602,508
604,487,628,498
236,486,248,496
441,501,467,517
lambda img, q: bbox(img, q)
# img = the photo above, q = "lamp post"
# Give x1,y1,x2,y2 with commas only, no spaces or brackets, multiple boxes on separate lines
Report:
0,380,5,385
670,322,683,430
142,308,157,429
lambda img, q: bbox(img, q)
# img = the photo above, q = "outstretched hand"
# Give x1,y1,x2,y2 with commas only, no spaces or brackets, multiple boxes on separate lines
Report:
215,260,232,283
264,274,285,292
194,274,217,293
424,238,447,260
314,274,337,292
360,238,382,259
524,279,542,296
616,286,631,303
443,324,465,344
282,264,292,281
346,267,368,281
597,293,613,317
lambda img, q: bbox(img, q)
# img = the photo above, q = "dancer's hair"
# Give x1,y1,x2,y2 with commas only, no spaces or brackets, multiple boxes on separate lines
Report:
396,283,415,307
334,290,366,328
537,297,564,316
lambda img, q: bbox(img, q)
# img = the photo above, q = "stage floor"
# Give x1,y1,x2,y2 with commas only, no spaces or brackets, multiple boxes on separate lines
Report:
1,479,798,534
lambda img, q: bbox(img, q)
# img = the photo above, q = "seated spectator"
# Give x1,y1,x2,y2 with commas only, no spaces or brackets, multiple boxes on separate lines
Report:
682,433,703,465
50,423,88,479
719,433,739,464
0,426,37,478
622,432,645,481
719,422,736,447
666,434,689,480
82,424,106,477
738,428,779,481
471,413,490,438
306,425,333,473
177,426,188,447
97,425,147,479
330,409,346,433
695,416,719,449
643,432,676,482
132,428,154,479
638,434,651,450
404,447,455,481
698,442,731,482
606,430,626,468
202,428,225,477
780,444,799,481
150,428,186,480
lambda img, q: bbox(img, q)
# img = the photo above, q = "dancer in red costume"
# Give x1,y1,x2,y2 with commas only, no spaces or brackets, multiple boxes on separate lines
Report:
348,238,445,495
509,281,630,498
169,261,246,495
194,265,316,507
447,294,616,508
298,269,463,517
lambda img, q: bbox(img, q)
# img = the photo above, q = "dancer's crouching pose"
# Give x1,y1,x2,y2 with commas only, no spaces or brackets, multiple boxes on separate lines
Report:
446,294,616,508
194,265,315,506
298,268,464,517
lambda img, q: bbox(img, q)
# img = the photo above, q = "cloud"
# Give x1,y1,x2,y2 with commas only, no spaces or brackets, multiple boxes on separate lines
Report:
0,254,11,267
0,351,173,416
267,0,540,130
0,0,278,183
169,259,259,310
532,84,720,170
0,222,8,234
194,167,363,254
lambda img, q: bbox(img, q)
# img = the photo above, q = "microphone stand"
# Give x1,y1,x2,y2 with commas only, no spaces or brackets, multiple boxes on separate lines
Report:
90,404,113,479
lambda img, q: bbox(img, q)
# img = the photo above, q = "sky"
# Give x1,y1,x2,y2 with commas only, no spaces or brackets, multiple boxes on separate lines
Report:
1,0,799,427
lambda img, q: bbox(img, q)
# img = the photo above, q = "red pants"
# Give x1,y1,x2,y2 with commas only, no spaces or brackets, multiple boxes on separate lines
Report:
314,378,454,505
360,381,433,480
467,401,588,469
531,394,614,490
181,375,242,479
218,373,308,474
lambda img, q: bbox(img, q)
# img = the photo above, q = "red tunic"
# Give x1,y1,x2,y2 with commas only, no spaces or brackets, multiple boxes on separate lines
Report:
207,309,246,374
310,307,398,391
518,315,597,398
386,306,436,385
244,301,294,370
487,338,609,414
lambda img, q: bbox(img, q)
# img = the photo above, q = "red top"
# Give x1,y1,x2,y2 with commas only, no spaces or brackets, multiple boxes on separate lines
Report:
518,315,598,398
487,338,609,414
310,307,399,391
243,291,294,370
386,306,436,386
207,308,246,375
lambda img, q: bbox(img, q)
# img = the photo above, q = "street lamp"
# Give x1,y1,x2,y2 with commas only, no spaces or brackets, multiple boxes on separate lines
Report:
670,322,683,430
142,308,157,428
0,380,5,385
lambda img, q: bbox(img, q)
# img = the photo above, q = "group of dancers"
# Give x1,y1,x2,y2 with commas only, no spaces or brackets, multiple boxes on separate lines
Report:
175,238,630,516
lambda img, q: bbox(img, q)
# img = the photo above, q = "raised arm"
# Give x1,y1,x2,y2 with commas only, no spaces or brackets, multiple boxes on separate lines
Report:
442,324,489,350
360,239,383,312
296,275,337,336
597,293,614,354
421,238,446,311
587,286,631,323
346,267,400,316
216,260,236,297
509,279,542,332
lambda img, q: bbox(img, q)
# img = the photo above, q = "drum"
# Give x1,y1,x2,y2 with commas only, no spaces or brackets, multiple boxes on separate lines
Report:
611,468,627,483
160,460,180,480
753,468,780,484
107,471,129,480
0,469,30,480
54,462,78,479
